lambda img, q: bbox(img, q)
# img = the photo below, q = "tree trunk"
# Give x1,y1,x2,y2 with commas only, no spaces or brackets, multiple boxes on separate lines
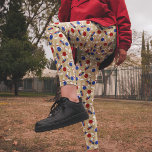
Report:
14,81,18,96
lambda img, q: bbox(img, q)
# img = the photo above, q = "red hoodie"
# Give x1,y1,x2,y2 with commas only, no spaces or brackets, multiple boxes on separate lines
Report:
58,0,132,68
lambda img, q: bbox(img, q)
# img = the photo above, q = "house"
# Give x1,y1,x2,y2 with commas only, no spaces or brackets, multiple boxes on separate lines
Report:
0,69,58,93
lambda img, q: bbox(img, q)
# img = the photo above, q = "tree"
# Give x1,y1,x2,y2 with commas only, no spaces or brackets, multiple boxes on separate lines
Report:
146,41,151,65
22,0,60,45
141,31,146,66
1,0,61,45
140,31,152,100
0,0,47,95
149,40,152,65
46,58,57,70
141,31,152,66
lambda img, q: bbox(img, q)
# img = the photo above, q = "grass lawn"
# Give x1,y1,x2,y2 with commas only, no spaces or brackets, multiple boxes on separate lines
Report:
0,97,152,152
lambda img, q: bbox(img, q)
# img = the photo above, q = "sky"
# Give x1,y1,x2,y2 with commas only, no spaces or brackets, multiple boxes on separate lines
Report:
125,0,152,33
44,0,152,59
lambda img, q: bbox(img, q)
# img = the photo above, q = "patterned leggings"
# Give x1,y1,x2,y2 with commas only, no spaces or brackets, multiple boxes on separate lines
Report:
46,20,116,150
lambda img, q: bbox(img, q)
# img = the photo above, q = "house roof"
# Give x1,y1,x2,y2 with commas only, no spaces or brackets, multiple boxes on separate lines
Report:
23,69,57,79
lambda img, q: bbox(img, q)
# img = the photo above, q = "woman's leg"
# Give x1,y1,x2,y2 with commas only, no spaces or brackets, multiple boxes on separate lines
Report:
75,51,99,151
73,21,117,151
46,22,79,102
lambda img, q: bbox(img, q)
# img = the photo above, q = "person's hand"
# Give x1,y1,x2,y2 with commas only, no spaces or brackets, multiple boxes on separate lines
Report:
115,48,127,66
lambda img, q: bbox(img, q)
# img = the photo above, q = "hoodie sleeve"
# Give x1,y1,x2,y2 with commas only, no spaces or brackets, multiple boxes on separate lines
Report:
109,0,132,51
58,0,72,22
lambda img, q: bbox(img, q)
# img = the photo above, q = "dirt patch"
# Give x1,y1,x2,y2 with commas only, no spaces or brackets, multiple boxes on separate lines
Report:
0,97,152,152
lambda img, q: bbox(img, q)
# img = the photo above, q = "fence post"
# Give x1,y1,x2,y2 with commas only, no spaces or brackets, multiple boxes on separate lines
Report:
115,68,117,98
150,66,152,101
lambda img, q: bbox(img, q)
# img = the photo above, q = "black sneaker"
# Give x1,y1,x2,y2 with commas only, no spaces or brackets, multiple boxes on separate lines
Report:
35,97,89,132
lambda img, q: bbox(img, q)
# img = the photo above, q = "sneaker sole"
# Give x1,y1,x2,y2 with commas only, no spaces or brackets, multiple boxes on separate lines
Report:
35,111,89,132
